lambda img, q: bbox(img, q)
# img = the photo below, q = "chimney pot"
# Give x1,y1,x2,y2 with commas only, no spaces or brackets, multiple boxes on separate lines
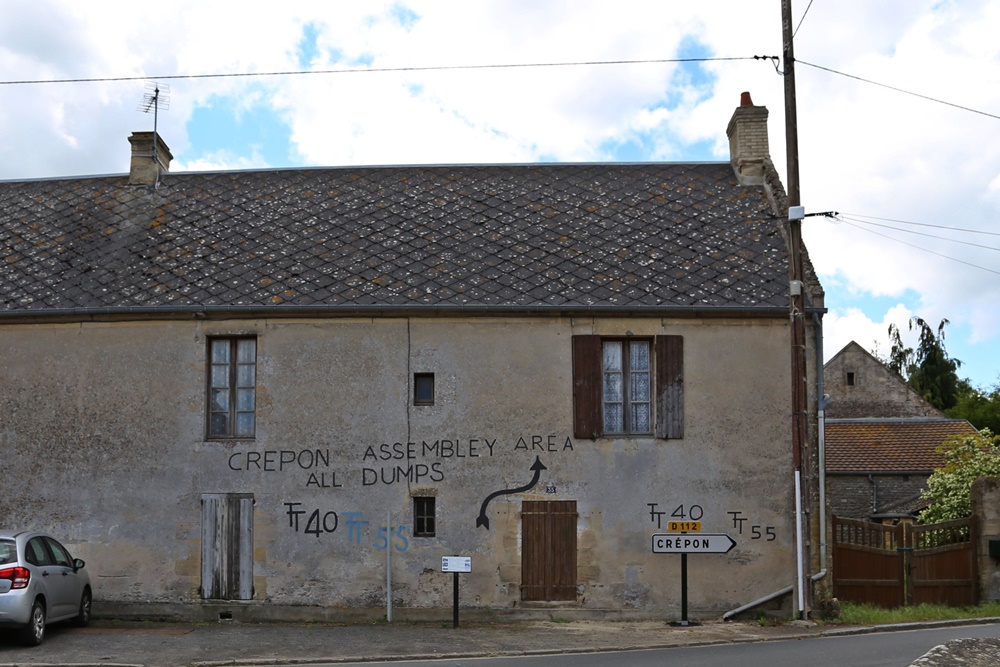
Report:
128,131,172,185
740,91,753,106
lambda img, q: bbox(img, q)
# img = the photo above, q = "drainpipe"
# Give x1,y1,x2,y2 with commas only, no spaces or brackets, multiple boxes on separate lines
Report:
868,475,879,515
813,312,830,584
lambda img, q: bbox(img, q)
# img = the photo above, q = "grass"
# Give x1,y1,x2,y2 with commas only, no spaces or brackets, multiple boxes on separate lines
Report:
835,602,1000,625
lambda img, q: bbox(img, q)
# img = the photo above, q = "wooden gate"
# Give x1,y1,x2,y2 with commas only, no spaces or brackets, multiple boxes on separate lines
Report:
832,515,978,608
521,500,578,601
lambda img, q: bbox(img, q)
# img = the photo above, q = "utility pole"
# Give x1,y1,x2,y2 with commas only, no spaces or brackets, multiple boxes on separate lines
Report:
781,0,811,619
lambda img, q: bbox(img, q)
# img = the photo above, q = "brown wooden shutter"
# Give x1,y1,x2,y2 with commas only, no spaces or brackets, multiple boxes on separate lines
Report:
572,335,601,439
521,500,578,601
655,335,684,439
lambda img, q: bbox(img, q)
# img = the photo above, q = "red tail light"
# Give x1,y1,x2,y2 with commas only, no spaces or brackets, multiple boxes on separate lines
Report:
0,566,30,589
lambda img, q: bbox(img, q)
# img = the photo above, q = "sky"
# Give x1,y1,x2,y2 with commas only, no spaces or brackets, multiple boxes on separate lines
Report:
1,0,997,390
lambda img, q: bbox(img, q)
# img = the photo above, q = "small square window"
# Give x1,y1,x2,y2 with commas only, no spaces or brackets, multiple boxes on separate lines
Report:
413,496,436,537
414,373,435,405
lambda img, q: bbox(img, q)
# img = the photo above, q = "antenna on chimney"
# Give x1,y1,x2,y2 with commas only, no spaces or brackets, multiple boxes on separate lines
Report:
138,82,170,165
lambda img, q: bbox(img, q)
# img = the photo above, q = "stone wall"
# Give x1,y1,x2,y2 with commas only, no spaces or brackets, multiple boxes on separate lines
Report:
972,476,1000,601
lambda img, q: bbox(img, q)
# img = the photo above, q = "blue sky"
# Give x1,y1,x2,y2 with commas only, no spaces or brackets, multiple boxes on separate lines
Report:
1,0,997,389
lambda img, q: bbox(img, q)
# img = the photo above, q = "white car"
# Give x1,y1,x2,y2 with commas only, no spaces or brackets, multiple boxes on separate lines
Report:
0,530,92,646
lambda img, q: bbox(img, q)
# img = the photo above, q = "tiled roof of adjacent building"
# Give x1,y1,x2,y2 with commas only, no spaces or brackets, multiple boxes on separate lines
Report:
0,162,791,317
826,418,980,473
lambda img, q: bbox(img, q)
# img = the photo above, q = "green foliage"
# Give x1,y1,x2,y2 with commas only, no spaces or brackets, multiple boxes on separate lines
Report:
947,379,1000,433
919,428,1000,524
835,601,1000,625
886,317,962,410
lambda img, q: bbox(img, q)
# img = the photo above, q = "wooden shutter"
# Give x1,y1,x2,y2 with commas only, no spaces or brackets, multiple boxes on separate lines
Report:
201,493,254,600
521,500,578,601
572,336,601,439
655,335,684,439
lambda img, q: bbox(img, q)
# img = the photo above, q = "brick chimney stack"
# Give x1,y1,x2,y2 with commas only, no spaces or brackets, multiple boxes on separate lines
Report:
726,92,770,185
128,131,173,185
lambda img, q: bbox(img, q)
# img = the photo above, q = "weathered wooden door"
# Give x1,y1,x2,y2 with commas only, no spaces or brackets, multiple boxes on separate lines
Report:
832,515,977,608
521,500,577,601
201,493,254,600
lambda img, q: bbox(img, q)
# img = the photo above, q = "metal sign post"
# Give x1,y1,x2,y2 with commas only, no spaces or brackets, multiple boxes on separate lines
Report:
441,556,471,628
652,532,736,626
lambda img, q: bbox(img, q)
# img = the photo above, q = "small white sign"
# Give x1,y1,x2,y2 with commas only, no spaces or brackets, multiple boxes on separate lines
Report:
441,556,472,573
652,533,737,554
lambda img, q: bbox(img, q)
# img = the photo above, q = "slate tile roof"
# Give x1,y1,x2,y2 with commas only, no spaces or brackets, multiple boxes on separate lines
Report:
0,162,789,316
826,418,980,473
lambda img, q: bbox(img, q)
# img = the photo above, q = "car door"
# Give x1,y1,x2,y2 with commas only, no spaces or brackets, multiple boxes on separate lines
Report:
41,537,82,621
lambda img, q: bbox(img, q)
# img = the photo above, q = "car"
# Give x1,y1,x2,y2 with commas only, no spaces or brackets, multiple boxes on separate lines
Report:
0,530,92,646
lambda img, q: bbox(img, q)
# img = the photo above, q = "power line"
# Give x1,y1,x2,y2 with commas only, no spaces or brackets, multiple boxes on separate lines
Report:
830,217,1000,277
0,56,759,86
796,59,1000,121
838,215,1000,252
793,0,816,38
838,212,1000,237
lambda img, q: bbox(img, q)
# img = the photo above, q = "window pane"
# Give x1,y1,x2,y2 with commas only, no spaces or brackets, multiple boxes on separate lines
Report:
210,413,230,436
211,364,230,388
236,387,255,411
603,371,622,402
604,403,623,432
236,339,256,363
236,412,255,437
211,389,229,412
603,341,622,371
212,340,230,363
237,363,255,387
632,404,650,432
630,341,650,371
631,371,650,401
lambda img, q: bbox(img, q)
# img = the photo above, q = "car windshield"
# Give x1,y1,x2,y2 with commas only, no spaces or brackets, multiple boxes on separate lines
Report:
0,539,15,565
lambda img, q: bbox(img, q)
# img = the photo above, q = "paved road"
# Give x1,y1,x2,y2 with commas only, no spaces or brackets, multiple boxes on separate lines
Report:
1,618,998,667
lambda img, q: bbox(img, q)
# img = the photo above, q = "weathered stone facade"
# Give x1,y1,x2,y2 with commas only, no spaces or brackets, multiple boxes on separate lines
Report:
824,341,941,419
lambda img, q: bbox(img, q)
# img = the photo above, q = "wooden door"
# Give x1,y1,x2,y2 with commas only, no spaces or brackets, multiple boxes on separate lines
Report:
521,500,577,601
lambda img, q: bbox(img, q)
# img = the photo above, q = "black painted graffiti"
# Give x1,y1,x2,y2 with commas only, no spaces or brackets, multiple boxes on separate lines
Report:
514,435,574,452
728,511,777,541
362,463,444,485
476,456,546,530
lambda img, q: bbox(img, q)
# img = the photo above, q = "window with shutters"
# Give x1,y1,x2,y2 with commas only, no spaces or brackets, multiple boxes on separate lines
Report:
207,337,257,439
572,335,684,440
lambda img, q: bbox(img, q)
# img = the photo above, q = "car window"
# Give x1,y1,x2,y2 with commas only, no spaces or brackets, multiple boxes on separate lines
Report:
25,537,53,566
0,540,15,565
45,537,73,567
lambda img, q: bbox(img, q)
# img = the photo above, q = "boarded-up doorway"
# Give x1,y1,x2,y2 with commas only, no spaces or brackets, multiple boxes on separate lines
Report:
201,493,254,600
521,500,578,601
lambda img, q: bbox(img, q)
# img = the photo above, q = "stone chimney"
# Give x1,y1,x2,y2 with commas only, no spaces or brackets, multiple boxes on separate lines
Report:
128,131,173,185
726,92,769,185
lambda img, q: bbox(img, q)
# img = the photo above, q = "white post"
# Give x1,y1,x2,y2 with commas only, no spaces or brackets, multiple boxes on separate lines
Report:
795,470,805,618
386,510,393,623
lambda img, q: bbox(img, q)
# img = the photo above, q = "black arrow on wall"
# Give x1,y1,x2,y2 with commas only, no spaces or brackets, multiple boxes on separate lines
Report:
475,456,547,530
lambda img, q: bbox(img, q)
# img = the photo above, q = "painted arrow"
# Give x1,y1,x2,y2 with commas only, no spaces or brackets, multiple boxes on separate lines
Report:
475,456,547,530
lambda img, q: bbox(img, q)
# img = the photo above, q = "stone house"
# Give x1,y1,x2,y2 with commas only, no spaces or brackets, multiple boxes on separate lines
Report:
824,341,977,521
0,96,826,621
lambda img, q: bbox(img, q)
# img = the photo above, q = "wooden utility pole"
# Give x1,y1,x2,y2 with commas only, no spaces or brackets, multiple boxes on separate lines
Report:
781,0,810,618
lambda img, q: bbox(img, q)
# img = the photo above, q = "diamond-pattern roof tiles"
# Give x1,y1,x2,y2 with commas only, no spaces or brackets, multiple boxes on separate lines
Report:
0,162,789,314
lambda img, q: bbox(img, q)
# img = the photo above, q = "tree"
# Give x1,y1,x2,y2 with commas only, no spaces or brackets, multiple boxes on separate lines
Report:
885,317,962,411
947,379,1000,434
919,428,1000,524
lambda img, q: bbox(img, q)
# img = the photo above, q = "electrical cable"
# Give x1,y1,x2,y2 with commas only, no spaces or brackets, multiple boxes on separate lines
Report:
796,59,1000,121
0,56,759,86
793,0,816,38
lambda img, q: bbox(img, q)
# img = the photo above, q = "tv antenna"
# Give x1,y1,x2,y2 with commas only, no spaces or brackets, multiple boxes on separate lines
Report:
138,81,170,164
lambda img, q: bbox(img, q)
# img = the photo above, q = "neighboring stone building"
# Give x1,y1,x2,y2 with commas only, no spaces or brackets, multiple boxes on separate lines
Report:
0,96,826,621
824,341,942,419
824,341,976,522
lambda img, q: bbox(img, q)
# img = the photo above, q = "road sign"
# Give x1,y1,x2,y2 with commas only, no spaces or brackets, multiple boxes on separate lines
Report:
667,521,702,532
652,533,736,554
441,556,471,573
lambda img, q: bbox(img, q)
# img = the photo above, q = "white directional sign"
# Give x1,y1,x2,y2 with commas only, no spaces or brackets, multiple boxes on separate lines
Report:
652,533,736,554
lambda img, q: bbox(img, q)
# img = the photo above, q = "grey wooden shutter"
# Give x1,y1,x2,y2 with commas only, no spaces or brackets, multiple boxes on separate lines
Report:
572,335,601,439
655,335,684,439
201,493,254,600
